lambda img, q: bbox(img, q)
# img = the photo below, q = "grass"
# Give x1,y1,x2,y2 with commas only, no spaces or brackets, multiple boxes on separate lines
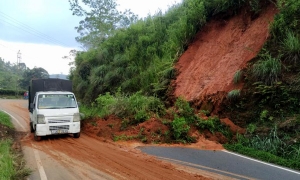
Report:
0,110,14,128
252,54,281,85
225,127,300,171
282,31,300,64
233,70,242,84
0,111,30,179
0,139,15,179
227,89,240,100
224,143,300,170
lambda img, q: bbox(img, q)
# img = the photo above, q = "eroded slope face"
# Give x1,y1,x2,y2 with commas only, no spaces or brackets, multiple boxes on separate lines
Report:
173,5,277,103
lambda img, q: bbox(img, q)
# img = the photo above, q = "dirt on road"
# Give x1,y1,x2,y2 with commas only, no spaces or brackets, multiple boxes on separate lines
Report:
2,100,225,180
0,3,279,180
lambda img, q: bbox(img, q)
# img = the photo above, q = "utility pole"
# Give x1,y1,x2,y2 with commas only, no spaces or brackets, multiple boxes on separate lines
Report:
16,50,21,97
17,50,21,69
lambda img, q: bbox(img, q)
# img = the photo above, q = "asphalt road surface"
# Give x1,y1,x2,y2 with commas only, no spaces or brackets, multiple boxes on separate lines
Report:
139,144,300,179
2,99,300,180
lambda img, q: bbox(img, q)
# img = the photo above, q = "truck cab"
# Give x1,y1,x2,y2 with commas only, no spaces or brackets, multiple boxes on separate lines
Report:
28,79,81,141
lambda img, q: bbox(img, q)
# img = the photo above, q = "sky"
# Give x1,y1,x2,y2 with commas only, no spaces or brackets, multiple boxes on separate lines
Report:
0,0,180,75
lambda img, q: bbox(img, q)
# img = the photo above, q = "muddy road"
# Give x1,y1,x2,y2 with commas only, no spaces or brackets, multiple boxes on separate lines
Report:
0,99,220,180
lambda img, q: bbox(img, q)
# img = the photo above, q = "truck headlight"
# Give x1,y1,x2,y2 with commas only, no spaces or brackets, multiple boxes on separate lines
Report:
37,114,45,124
73,113,80,122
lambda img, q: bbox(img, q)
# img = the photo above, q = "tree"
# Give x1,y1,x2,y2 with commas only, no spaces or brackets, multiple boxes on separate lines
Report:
19,67,49,89
69,0,138,49
0,57,23,89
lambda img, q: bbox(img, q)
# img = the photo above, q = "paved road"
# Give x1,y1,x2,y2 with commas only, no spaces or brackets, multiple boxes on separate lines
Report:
3,99,300,179
139,146,300,180
0,99,111,180
0,99,219,180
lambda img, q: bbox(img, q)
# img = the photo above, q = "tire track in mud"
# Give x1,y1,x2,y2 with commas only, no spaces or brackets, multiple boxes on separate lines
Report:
1,99,215,179
34,134,206,180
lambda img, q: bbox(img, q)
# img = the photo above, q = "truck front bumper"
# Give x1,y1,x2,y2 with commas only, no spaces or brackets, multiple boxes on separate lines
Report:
35,122,80,136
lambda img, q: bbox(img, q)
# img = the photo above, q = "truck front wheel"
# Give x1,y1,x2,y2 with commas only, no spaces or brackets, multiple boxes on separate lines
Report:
30,122,34,133
73,133,80,138
34,131,41,141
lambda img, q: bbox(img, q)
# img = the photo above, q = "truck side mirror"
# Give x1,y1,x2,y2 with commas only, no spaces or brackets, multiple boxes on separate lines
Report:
29,103,34,112
77,102,81,107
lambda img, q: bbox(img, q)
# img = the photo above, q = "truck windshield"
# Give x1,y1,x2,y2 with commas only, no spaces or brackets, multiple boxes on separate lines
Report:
37,94,77,109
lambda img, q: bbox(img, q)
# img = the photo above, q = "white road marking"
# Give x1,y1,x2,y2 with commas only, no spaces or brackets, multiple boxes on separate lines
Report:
1,110,26,131
32,144,48,180
223,150,300,175
1,110,48,180
158,156,254,179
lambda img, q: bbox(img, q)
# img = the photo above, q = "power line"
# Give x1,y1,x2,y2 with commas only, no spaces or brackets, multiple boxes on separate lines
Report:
0,11,71,47
0,42,18,53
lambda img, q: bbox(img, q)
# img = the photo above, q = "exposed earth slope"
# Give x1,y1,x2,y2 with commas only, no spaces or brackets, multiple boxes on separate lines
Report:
173,4,277,112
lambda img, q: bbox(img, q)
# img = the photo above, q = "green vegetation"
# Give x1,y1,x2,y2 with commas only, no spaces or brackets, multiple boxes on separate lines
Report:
222,0,300,169
224,143,300,170
227,89,241,100
233,70,243,84
171,116,190,141
0,110,13,128
0,57,50,93
69,0,250,103
282,31,300,64
0,111,30,179
225,127,300,170
0,139,15,179
68,0,300,171
80,90,165,124
0,57,20,90
252,53,281,85
196,116,221,133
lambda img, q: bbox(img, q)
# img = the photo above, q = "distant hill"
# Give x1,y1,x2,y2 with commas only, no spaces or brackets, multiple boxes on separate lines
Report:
49,74,68,80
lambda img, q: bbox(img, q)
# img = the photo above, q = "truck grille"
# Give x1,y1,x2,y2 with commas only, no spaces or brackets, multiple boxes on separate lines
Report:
49,125,69,131
48,119,71,123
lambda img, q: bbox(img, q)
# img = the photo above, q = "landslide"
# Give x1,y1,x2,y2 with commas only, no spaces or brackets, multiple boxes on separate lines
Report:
79,2,279,148
173,3,277,113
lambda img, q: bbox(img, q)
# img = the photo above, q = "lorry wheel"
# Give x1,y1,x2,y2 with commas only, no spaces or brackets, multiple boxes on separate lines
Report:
34,132,41,141
73,133,80,138
30,122,34,133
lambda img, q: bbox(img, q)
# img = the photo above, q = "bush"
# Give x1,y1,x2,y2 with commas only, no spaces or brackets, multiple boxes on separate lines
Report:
196,117,216,132
171,116,190,140
196,116,227,134
94,91,165,124
227,89,240,100
0,89,23,96
174,97,195,124
282,31,300,64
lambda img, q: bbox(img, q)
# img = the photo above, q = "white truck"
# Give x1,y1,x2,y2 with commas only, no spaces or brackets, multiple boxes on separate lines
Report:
28,79,81,141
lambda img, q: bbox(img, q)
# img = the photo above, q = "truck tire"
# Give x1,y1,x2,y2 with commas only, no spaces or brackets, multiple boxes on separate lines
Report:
30,122,34,133
34,131,41,141
73,132,80,138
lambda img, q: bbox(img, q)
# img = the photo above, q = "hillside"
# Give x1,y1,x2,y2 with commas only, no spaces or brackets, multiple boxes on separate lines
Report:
173,4,277,113
80,2,278,142
74,0,300,170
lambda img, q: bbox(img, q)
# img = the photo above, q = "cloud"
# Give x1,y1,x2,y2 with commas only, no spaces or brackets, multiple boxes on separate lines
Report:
0,0,81,47
0,0,183,75
0,40,77,75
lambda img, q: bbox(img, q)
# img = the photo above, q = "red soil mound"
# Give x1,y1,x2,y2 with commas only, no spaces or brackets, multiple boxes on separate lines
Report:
173,5,277,111
82,4,278,149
